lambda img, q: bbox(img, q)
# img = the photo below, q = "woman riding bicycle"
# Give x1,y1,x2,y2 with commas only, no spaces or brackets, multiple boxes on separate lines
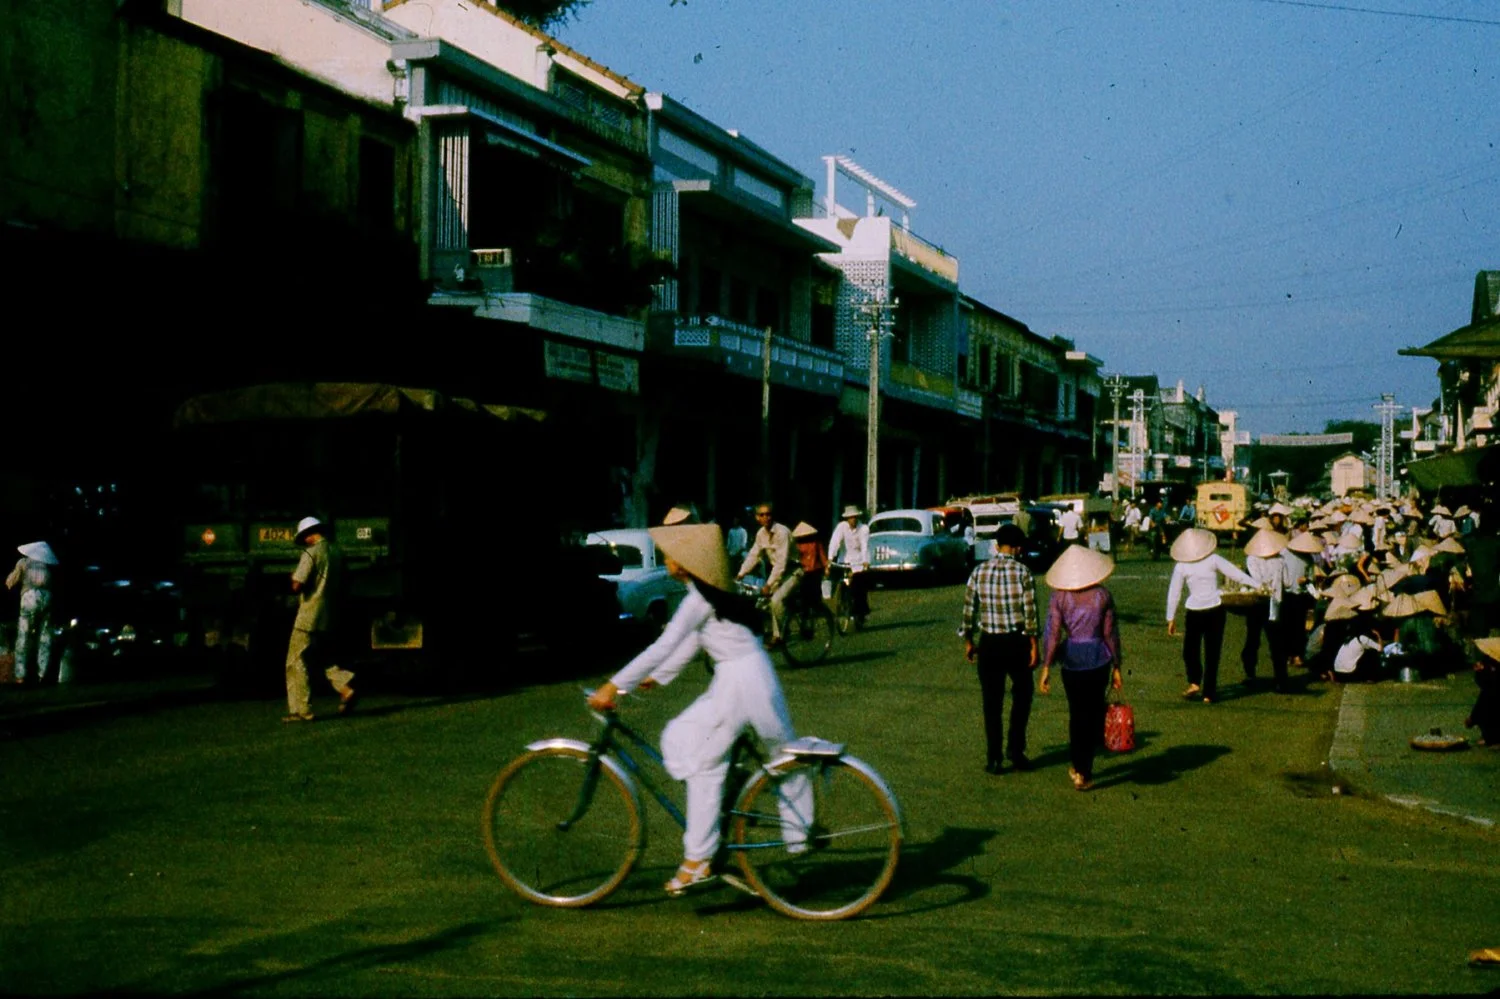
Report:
792,521,829,615
586,523,813,897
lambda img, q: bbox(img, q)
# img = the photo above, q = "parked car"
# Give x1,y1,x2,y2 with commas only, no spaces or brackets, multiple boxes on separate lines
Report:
969,505,1063,574
583,528,688,633
866,509,972,583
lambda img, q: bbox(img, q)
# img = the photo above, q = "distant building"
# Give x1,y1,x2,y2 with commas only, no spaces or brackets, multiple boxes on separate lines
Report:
1330,453,1369,497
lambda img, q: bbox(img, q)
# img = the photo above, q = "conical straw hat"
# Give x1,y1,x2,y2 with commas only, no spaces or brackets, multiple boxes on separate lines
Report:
1269,502,1294,516
648,524,731,591
17,541,58,565
1434,537,1465,555
662,505,698,526
1431,505,1451,516
1415,590,1447,616
1323,597,1359,621
792,521,819,539
1323,573,1362,600
1379,564,1411,590
1044,544,1115,591
1287,532,1325,555
1244,529,1289,559
1351,509,1375,526
1170,528,1217,563
1382,593,1421,619
1476,637,1500,663
1247,517,1273,530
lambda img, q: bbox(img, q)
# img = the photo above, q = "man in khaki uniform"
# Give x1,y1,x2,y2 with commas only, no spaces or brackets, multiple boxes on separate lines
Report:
736,503,800,647
283,516,355,722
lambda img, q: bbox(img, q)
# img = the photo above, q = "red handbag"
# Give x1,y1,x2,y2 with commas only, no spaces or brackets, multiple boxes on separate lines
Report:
1104,701,1135,752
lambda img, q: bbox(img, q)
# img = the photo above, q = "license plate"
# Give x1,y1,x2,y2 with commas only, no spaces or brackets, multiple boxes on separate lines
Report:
258,527,296,543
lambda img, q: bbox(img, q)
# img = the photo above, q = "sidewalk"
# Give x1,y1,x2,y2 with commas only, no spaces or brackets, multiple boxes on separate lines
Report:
1329,670,1500,828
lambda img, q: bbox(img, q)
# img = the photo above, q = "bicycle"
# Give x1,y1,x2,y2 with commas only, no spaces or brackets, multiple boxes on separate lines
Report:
482,694,904,920
738,576,836,666
827,562,867,636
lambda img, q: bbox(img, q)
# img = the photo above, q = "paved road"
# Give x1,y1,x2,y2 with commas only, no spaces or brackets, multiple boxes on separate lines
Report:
2,555,1497,995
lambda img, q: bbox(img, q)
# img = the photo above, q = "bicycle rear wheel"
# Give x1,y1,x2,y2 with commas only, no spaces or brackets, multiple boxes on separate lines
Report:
782,604,835,665
729,755,901,920
482,746,642,907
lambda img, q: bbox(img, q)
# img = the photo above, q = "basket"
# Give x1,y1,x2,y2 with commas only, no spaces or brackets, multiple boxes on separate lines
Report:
1219,590,1267,614
1409,728,1468,752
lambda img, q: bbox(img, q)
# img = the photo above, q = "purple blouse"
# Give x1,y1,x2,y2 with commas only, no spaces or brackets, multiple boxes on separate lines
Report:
1042,586,1122,671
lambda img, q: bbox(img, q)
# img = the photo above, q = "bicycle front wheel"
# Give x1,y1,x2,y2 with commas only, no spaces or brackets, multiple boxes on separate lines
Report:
730,755,901,920
482,746,642,907
832,585,856,637
782,604,835,666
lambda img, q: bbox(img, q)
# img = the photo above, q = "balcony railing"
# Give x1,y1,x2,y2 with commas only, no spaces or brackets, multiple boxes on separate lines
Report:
890,226,959,284
665,315,845,396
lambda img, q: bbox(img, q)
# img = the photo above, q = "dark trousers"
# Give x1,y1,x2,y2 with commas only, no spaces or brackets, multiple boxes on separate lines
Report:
1241,603,1287,683
1279,592,1312,665
976,631,1034,765
1061,666,1110,780
1183,605,1227,698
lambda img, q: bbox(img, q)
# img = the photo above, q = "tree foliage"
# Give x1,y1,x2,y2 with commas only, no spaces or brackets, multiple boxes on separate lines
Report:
494,0,591,30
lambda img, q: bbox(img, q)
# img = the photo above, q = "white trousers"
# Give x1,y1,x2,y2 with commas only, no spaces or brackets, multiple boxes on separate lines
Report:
15,591,53,682
661,652,812,863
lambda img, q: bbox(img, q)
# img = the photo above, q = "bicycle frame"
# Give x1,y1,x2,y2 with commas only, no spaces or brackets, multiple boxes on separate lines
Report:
569,709,766,845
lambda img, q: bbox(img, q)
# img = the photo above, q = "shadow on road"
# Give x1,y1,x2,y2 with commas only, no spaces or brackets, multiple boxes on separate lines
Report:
1091,743,1231,788
164,920,507,996
859,825,996,919
858,619,943,634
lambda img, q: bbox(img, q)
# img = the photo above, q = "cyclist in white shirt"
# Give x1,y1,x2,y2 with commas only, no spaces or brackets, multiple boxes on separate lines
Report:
827,504,872,623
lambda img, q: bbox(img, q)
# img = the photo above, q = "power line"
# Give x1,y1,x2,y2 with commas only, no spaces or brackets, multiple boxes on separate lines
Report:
1239,0,1500,27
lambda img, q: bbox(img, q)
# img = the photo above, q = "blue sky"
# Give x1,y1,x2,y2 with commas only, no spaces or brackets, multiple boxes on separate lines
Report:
556,0,1499,436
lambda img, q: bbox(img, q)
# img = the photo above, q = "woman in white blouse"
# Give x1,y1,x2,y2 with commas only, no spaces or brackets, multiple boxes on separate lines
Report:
587,523,811,896
1166,528,1256,703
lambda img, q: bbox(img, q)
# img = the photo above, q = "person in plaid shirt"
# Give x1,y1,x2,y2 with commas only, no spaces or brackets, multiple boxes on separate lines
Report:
961,523,1040,775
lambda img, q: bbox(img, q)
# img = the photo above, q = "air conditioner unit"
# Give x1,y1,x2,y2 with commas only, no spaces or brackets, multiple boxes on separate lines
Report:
470,247,514,292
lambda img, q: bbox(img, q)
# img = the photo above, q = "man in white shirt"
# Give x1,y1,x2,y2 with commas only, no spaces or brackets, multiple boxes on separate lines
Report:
1123,503,1143,552
827,504,872,623
736,502,799,646
1057,506,1083,545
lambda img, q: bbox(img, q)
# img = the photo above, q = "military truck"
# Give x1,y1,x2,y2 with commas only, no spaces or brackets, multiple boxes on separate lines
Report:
172,382,622,693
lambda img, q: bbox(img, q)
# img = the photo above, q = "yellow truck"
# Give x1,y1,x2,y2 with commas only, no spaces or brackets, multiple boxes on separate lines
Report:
1195,481,1251,541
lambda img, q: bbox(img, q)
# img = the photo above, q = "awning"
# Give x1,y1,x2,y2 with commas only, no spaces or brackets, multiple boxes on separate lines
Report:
173,383,546,428
1404,444,1496,490
405,105,592,171
673,180,841,254
1397,318,1500,360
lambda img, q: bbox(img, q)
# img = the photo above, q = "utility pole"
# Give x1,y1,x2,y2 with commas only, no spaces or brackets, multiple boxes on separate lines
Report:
1373,393,1400,500
760,325,773,501
856,287,897,517
1105,375,1126,501
1128,389,1147,499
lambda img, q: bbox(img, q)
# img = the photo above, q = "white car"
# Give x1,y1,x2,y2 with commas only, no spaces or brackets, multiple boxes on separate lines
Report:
583,529,688,631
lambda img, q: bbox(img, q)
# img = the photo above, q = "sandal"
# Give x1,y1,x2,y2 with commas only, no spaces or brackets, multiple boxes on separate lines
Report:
664,860,716,896
1182,684,1201,699
281,712,315,723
